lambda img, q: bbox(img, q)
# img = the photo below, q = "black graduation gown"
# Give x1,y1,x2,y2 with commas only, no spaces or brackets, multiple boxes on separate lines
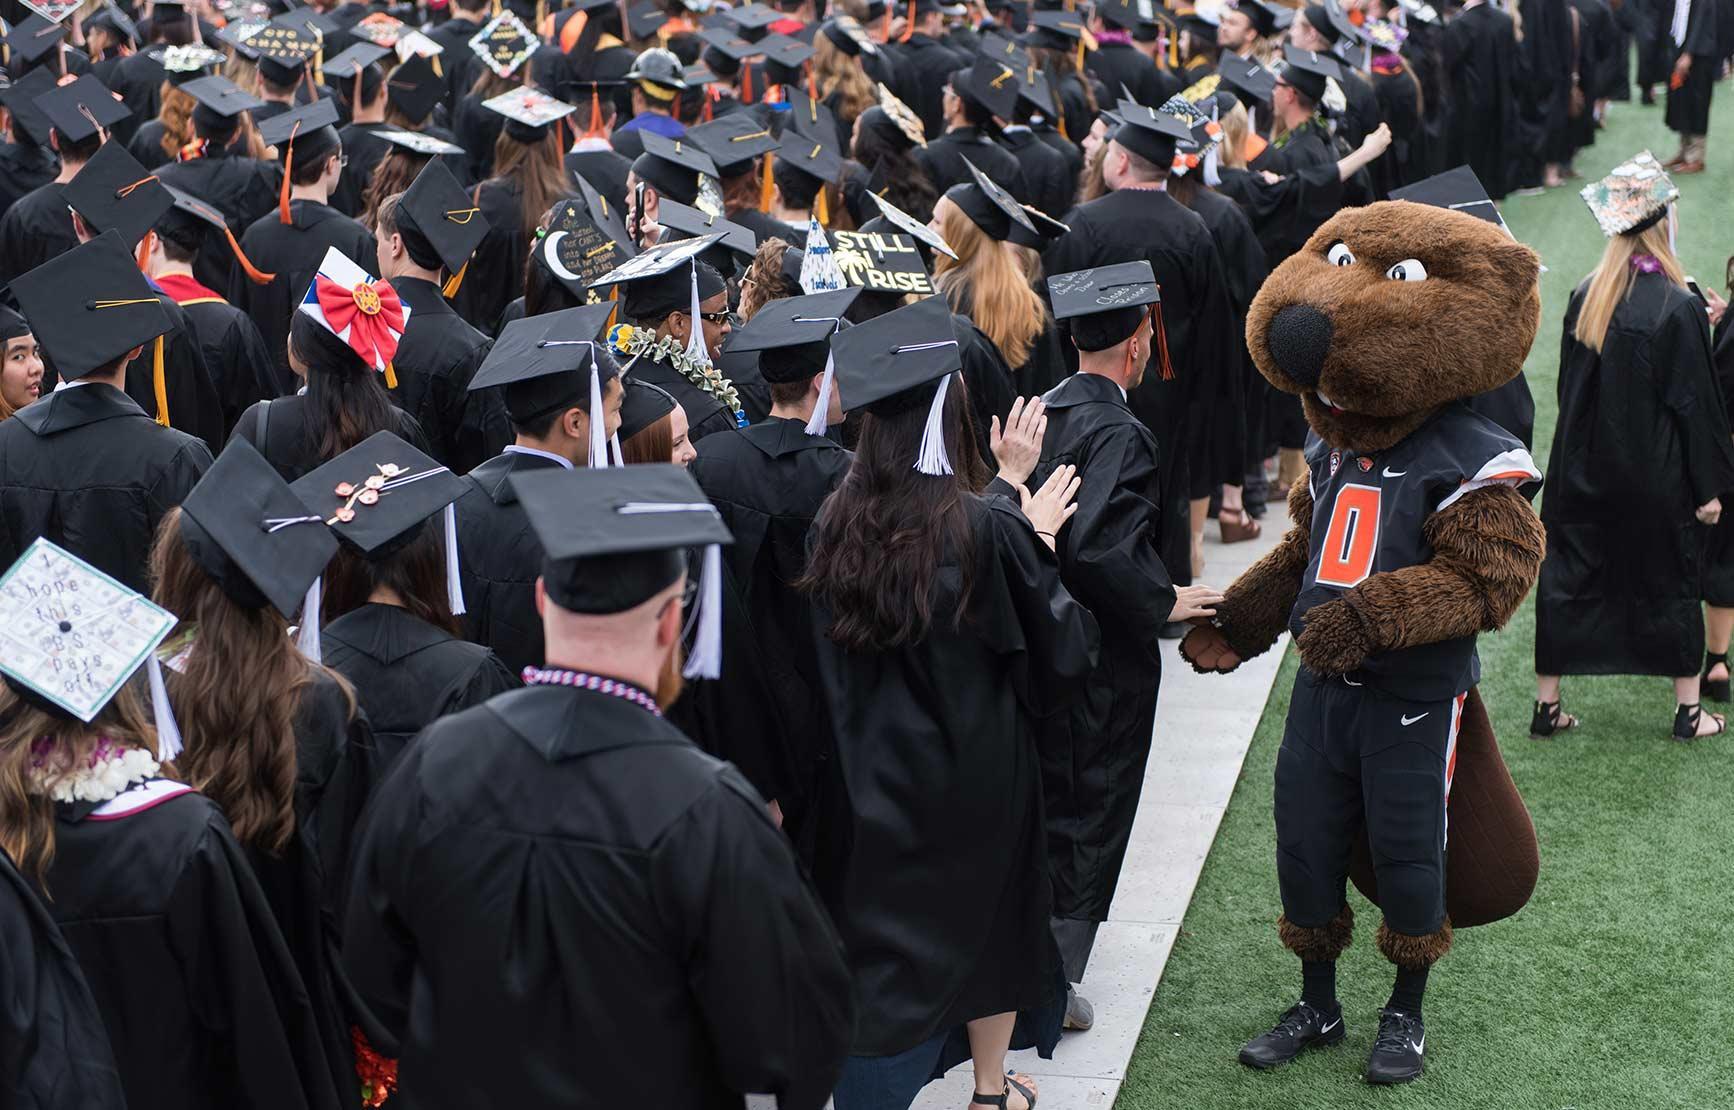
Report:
0,848,127,1110
1706,312,1734,606
630,356,743,444
0,182,74,285
388,276,511,473
1031,120,1084,183
889,33,967,139
683,418,850,838
916,125,1028,199
1334,67,1384,151
1043,186,1236,587
0,141,54,222
730,204,806,247
452,179,572,336
1369,60,1423,197
44,785,347,1110
120,293,229,455
425,14,487,112
321,602,519,775
945,282,1068,401
1087,42,1182,111
234,201,382,398
106,49,168,134
1183,185,1265,491
809,494,1097,1055
1052,73,1097,156
999,126,1074,221
454,448,561,673
1222,123,1348,267
174,293,277,441
1442,3,1522,199
1665,0,1720,136
230,393,429,482
0,383,211,592
342,683,855,1110
954,312,1019,471
154,152,284,292
1536,275,1734,676
1515,0,1576,182
452,93,507,183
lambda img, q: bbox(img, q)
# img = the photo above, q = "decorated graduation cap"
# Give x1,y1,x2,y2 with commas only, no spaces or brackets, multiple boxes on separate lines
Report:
290,431,469,620
258,97,342,224
1110,98,1194,167
1391,165,1511,233
870,189,957,259
590,232,727,323
830,228,933,295
394,158,489,287
9,14,68,65
375,129,465,157
471,302,620,466
1047,259,1162,353
865,82,926,149
830,293,964,475
160,43,227,84
632,132,721,209
576,172,635,255
386,52,444,125
0,68,57,147
957,56,1020,121
469,10,538,79
183,75,266,135
1276,45,1344,104
35,74,131,144
157,185,276,286
944,155,1036,241
216,18,267,61
63,141,172,248
511,463,733,678
534,198,634,297
1580,151,1678,238
1006,204,1070,252
10,230,171,381
0,538,182,759
484,85,577,143
1162,93,1224,178
298,247,410,388
687,112,779,178
1218,52,1277,105
248,20,320,86
727,287,859,433
821,15,878,55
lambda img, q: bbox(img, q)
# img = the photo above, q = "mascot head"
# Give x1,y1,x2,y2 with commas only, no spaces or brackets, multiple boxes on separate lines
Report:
1247,201,1542,453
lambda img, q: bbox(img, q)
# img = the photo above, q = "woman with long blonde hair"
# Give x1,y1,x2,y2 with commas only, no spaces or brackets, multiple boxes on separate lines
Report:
814,26,877,134
931,184,1066,396
1534,155,1734,741
453,113,576,332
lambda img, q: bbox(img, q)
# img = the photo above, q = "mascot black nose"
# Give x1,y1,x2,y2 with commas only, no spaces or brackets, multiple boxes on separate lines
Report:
1266,304,1334,389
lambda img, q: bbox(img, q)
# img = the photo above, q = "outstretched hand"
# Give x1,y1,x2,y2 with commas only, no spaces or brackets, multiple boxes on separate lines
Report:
1019,463,1079,547
992,397,1048,488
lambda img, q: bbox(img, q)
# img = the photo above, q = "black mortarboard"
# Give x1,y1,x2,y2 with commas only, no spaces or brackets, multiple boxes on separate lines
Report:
534,200,634,295
776,87,838,144
698,25,761,62
869,190,957,259
35,75,130,144
775,129,842,188
1022,9,1089,50
512,464,733,620
10,230,172,380
183,75,265,134
1096,0,1141,28
375,129,465,157
472,304,620,462
631,132,719,205
1110,99,1193,166
757,32,813,79
290,432,469,560
0,68,57,147
1277,45,1343,103
1046,259,1158,351
386,53,444,124
91,1,141,44
1006,204,1069,251
721,2,782,35
63,141,173,248
1218,52,1277,104
979,29,1030,68
829,228,934,295
179,439,337,616
1231,0,1288,37
820,15,877,56
829,294,963,476
9,15,67,65
618,379,677,441
1305,0,1359,45
256,95,341,149
687,112,779,177
249,20,318,85
656,199,756,265
958,57,1020,120
1390,165,1510,233
724,287,859,383
396,158,490,276
576,172,635,254
625,0,666,41
324,41,391,82
945,156,1035,240
1014,59,1058,119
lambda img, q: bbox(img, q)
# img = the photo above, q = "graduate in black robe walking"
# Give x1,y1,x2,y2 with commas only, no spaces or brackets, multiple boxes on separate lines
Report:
887,0,969,137
0,78,101,284
1441,0,1522,199
915,64,1030,199
1662,0,1720,172
1514,0,1576,190
345,463,854,1110
1533,156,1734,741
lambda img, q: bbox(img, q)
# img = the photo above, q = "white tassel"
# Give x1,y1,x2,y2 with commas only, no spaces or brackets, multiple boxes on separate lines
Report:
1203,144,1222,187
610,433,623,466
914,373,954,476
587,364,609,468
804,351,836,436
681,543,724,680
444,503,466,616
297,577,322,664
147,654,183,763
684,262,712,369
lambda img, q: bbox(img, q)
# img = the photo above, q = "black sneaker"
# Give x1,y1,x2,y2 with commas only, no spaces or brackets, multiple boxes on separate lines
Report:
1365,1008,1425,1084
1238,1001,1346,1069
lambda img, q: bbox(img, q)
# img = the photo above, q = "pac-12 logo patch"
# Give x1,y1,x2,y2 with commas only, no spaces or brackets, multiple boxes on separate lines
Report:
1329,450,1341,476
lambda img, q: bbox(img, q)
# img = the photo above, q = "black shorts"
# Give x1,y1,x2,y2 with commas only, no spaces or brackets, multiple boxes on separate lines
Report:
1274,669,1465,938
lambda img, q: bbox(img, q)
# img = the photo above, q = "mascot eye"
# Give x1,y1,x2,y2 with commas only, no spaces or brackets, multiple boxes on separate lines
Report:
1386,259,1429,282
1326,242,1355,267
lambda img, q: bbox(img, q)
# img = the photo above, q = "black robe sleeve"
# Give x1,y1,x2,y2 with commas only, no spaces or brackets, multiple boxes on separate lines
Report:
1064,423,1177,658
978,498,1101,721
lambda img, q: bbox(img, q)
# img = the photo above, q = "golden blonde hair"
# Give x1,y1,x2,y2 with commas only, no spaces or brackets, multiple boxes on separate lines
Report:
814,34,876,128
157,83,196,159
1218,99,1251,170
1573,217,1684,354
932,196,1047,368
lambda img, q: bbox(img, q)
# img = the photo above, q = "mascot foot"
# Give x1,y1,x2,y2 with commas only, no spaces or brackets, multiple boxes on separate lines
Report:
1366,1008,1425,1084
1238,1001,1346,1069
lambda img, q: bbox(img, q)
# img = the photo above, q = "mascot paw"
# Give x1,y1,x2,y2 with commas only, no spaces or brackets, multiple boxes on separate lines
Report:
1180,623,1242,674
1296,600,1373,676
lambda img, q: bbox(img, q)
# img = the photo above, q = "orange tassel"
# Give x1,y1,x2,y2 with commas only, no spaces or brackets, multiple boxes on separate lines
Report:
278,120,302,225
225,225,276,284
152,336,169,426
759,153,775,212
880,5,891,41
742,64,753,105
1153,305,1173,380
135,231,153,272
899,0,914,41
586,85,603,136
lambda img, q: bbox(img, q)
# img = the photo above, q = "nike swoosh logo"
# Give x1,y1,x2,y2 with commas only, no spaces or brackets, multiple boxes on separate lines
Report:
1383,467,1407,477
1400,712,1429,726
1319,1018,1341,1034
1410,1037,1425,1054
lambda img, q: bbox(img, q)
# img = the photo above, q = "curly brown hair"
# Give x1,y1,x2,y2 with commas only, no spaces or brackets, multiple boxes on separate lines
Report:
738,236,800,320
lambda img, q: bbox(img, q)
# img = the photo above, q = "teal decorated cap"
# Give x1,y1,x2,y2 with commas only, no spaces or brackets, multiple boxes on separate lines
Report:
1580,151,1679,238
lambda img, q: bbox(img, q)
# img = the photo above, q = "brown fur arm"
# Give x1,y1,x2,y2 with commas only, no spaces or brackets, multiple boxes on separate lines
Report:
1296,483,1545,674
1197,477,1314,664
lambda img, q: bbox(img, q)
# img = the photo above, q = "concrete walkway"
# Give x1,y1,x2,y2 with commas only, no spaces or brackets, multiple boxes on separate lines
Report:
910,519,1288,1110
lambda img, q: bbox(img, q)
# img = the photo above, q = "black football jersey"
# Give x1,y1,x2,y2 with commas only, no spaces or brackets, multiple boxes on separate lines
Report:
1291,402,1540,700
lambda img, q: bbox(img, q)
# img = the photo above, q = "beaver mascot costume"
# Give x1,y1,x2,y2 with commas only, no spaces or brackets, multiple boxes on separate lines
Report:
1181,200,1546,1084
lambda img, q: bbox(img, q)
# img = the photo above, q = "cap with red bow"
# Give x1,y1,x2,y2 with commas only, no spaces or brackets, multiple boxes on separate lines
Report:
298,247,411,388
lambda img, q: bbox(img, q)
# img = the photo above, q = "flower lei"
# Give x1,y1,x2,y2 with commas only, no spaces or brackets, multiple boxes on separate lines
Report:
29,737,161,804
607,323,745,422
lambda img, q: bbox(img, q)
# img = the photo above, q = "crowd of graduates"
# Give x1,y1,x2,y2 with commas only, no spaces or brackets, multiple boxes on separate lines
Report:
0,0,1730,1106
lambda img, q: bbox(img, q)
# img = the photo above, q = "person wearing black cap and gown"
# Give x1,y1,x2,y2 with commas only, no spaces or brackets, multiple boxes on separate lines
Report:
1662,0,1720,174
1289,4,1382,149
103,1,194,136
770,128,845,228
327,44,396,217
0,536,346,1110
455,302,624,674
373,161,510,473
624,129,726,250
243,22,317,128
1021,10,1100,153
1217,0,1284,63
425,0,491,113
1044,103,1235,592
236,99,381,397
1002,63,1081,224
685,288,856,853
0,74,124,284
803,294,1097,1110
687,110,805,246
885,0,966,139
345,461,853,1109
0,69,60,221
1439,0,1520,200
0,232,213,590
1511,0,1576,191
1091,0,1184,108
916,62,1028,199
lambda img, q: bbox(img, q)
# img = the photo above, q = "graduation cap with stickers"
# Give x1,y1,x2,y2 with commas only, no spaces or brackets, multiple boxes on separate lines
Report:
469,9,539,79
376,129,464,157
534,198,636,297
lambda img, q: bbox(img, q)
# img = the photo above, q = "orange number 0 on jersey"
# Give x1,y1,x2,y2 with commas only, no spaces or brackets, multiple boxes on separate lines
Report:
1315,484,1382,588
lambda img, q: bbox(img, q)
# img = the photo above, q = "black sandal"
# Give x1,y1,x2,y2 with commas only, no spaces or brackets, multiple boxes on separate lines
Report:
971,1075,1038,1109
1672,702,1727,742
1530,699,1580,739
1705,653,1731,703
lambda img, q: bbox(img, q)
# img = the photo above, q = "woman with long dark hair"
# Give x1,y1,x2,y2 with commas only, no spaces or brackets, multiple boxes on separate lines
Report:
802,296,1096,1110
847,97,939,226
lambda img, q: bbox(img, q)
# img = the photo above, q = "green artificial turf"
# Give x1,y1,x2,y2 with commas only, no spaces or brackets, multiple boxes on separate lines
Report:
1119,84,1734,1109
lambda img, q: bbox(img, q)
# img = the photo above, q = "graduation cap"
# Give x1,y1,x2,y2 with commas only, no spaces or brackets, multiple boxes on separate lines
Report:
576,172,635,254
385,54,445,125
1306,0,1360,46
726,286,858,380
216,19,267,60
957,56,1020,121
1277,45,1343,103
720,1,782,36
63,141,173,248
35,75,130,144
624,0,666,41
1229,0,1289,37
350,11,408,46
1360,19,1407,53
618,379,677,441
687,112,779,177
944,155,1035,241
157,185,277,286
757,32,813,81
1579,150,1678,238
8,14,67,65
1218,52,1276,104
513,464,732,676
1013,60,1058,120
775,130,842,188
159,43,227,78
248,20,319,85
1022,9,1093,54
0,538,179,748
1110,99,1193,167
1389,165,1509,233
1005,204,1069,251
1046,259,1159,351
324,41,391,83
1096,0,1143,30
820,15,878,56
297,247,411,384
88,1,141,45
257,97,341,223
830,294,961,473
179,439,337,618
470,303,620,466
632,132,720,207
535,199,633,297
776,86,838,145
469,10,539,79
395,158,490,279
10,230,172,380
375,128,465,157
183,75,265,133
484,85,576,142
979,29,1030,69
0,67,56,147
829,228,932,295
656,199,756,266
591,233,726,321
870,190,956,259
871,83,926,148
697,24,762,66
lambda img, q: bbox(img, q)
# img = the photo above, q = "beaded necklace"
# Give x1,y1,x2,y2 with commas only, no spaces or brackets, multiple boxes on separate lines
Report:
520,667,663,718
